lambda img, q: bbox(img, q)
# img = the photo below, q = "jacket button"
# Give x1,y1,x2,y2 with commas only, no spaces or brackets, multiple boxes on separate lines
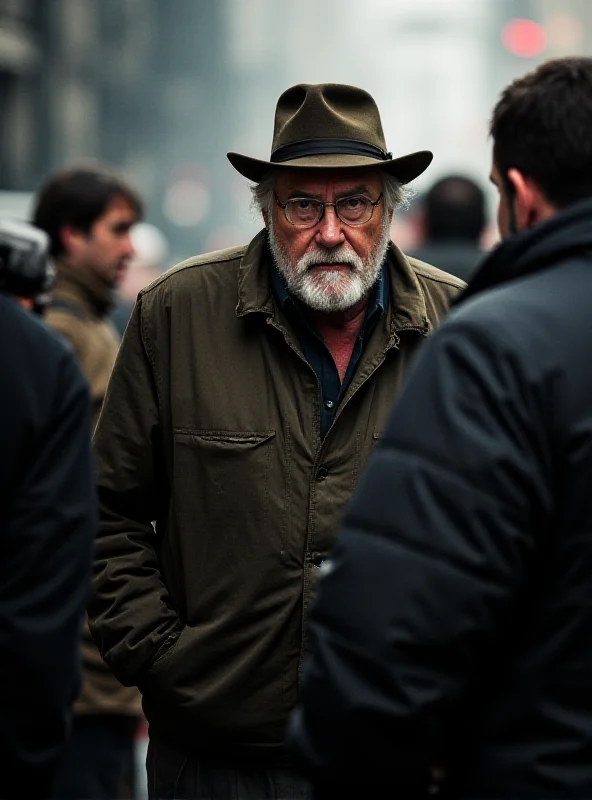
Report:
311,552,325,568
317,466,329,480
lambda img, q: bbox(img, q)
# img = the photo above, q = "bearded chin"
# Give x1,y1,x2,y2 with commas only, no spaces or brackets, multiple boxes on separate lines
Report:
268,213,390,313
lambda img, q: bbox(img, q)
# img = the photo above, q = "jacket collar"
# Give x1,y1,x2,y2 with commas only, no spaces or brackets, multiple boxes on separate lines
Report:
385,242,432,335
236,229,431,335
53,261,116,318
236,230,275,316
458,198,592,306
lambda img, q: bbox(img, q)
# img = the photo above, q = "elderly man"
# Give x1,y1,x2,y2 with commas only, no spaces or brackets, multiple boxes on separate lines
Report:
89,83,464,799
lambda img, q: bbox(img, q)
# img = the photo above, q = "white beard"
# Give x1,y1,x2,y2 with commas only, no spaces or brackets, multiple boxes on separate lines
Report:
268,212,391,313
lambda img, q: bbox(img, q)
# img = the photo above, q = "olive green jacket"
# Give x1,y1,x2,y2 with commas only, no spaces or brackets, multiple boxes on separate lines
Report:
89,230,464,753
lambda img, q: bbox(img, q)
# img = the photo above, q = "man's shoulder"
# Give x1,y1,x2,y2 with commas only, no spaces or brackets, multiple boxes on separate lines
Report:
0,294,80,385
448,257,584,344
432,267,566,372
1,294,64,354
45,302,92,354
140,243,248,298
45,303,87,329
406,255,467,293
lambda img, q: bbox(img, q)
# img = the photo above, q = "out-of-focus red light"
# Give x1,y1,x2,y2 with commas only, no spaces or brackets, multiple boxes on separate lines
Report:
501,18,547,58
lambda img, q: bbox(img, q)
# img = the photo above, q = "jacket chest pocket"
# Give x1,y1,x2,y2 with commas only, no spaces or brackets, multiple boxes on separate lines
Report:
172,429,277,562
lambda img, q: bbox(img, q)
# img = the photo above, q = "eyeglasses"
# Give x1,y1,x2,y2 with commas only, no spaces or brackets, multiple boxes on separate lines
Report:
275,193,384,229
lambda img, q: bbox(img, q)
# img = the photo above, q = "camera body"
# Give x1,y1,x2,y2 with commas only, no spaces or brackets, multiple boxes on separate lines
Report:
0,219,54,309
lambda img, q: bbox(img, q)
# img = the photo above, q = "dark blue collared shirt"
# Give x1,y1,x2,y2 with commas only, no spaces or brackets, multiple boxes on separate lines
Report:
270,256,389,438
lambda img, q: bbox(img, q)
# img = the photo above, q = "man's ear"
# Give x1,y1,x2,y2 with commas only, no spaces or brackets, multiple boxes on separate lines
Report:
60,225,87,257
506,168,553,230
262,209,270,228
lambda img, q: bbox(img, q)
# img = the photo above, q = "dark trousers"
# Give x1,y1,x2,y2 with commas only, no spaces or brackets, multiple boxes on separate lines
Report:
51,714,139,799
146,734,312,800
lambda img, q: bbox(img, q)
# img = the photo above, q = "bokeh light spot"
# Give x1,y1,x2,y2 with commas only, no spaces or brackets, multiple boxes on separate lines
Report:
501,19,547,59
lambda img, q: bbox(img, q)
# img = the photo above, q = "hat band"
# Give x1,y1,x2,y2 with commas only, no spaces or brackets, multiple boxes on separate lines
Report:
271,138,392,163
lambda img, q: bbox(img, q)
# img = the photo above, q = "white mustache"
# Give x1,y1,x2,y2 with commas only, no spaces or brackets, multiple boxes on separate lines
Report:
298,246,363,273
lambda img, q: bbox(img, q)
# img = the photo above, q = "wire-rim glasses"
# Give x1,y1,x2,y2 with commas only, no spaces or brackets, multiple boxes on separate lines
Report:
275,193,383,229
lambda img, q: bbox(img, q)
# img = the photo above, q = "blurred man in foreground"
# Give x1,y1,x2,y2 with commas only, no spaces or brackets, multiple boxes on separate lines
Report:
33,165,144,799
0,220,96,799
410,174,487,281
290,57,592,799
88,82,463,799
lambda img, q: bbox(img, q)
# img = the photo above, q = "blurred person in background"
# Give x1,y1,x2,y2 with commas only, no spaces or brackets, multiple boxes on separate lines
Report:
410,174,488,281
111,223,169,337
289,57,592,799
32,164,145,800
0,220,96,799
88,82,464,800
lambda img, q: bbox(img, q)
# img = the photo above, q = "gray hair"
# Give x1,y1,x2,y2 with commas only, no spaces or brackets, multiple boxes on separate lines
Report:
251,170,413,216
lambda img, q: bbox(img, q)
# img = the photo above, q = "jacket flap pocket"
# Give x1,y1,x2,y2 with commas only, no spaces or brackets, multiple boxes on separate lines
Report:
174,429,275,446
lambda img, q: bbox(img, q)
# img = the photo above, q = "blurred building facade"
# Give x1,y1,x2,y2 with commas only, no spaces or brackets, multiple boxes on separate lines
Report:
1,0,233,261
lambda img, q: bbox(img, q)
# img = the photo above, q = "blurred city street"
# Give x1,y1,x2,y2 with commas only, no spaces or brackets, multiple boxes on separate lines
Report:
3,2,592,798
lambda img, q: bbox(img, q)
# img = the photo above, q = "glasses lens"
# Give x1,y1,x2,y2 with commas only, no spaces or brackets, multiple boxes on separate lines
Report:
285,199,322,227
336,196,372,225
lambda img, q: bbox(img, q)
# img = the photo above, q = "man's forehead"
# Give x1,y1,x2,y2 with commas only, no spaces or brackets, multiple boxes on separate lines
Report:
102,194,138,220
274,169,382,194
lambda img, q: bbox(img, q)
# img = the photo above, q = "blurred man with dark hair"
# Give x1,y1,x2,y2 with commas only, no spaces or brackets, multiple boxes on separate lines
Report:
411,174,487,281
33,164,144,800
34,164,142,424
0,221,96,799
290,57,592,799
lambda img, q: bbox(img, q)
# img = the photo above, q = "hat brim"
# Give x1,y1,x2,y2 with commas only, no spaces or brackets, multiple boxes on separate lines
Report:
227,150,433,184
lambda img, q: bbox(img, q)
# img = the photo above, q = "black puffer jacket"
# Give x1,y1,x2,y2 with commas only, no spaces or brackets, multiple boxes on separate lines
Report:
289,199,592,799
0,295,96,799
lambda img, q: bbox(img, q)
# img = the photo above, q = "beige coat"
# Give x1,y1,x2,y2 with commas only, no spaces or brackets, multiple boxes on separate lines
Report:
45,263,142,717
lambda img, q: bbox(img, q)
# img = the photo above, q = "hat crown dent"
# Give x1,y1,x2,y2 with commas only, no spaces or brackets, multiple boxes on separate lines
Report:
272,83,387,154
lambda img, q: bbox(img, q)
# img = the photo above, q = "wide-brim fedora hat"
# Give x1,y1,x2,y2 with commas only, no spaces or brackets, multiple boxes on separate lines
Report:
228,83,432,184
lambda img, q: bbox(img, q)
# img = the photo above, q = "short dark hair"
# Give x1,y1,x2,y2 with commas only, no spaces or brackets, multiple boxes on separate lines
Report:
491,57,592,209
423,175,486,241
32,164,143,257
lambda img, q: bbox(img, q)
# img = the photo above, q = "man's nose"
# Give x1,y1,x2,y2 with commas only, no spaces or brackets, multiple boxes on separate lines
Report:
315,205,345,248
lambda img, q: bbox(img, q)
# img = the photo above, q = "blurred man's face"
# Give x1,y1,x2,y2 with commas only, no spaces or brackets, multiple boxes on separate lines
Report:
65,195,138,287
267,169,391,314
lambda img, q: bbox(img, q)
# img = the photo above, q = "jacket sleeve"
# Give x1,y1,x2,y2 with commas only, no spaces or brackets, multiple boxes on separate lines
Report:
288,316,554,794
0,349,96,796
88,299,181,687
